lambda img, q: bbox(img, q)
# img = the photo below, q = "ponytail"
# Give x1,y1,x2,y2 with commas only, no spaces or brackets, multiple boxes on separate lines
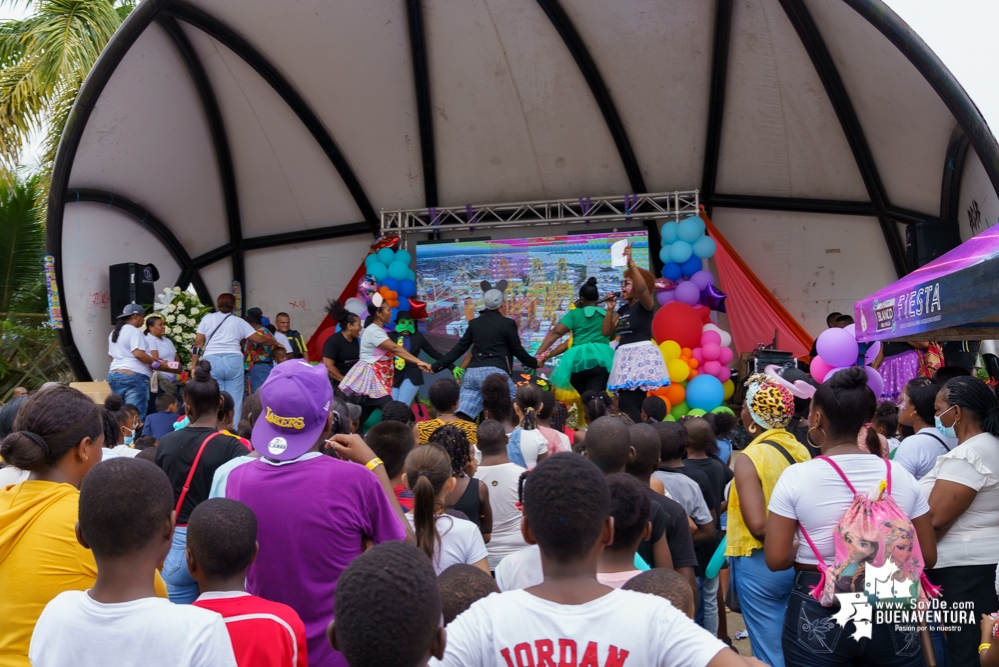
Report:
859,423,885,458
404,445,452,563
110,319,126,343
515,384,541,430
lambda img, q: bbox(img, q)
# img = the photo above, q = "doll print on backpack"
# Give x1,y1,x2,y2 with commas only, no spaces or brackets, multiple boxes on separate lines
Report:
830,523,881,596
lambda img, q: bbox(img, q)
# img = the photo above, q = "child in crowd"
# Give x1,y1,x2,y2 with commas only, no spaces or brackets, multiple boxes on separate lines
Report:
704,412,737,466
380,399,415,426
651,422,716,540
623,568,697,619
189,498,307,667
642,395,669,423
507,384,548,469
431,424,492,535
365,420,417,510
131,435,157,450
136,446,158,463
473,419,528,571
102,394,141,458
329,541,446,667
405,444,489,574
431,453,754,666
873,400,902,455
598,474,652,587
347,404,362,435
437,563,500,625
144,393,180,440
29,458,236,666
536,390,572,455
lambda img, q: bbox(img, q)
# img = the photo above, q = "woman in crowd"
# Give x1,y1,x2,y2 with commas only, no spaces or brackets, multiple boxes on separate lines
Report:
322,299,364,391
339,295,432,426
602,246,668,422
144,315,180,400
766,367,934,666
416,378,478,445
155,361,252,603
431,424,492,538
893,377,955,481
190,293,277,421
506,384,549,470
724,374,810,667
535,277,615,398
243,308,278,395
922,376,999,666
107,303,156,420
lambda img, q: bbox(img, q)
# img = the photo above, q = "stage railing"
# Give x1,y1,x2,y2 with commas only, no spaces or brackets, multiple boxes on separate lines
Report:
381,190,699,236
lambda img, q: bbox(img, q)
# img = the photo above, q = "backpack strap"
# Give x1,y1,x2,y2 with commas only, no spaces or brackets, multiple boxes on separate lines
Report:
884,457,892,495
175,431,223,526
816,455,858,495
761,440,796,466
922,431,952,453
797,524,828,570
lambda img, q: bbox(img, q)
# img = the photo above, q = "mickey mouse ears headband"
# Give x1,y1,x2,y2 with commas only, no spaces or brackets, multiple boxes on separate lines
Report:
372,293,385,308
764,364,816,399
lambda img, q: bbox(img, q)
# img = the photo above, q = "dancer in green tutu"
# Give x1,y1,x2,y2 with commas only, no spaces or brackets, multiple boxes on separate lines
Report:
535,277,616,397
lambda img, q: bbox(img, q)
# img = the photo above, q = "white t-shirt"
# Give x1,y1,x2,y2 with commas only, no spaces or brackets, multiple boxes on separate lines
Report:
197,312,256,357
0,465,28,487
108,324,151,376
893,428,956,480
919,432,999,568
474,462,529,569
147,334,179,378
768,455,929,566
496,544,544,592
102,445,140,459
273,331,293,353
359,324,390,364
651,471,713,525
405,513,489,574
430,588,726,667
512,428,548,470
29,590,237,667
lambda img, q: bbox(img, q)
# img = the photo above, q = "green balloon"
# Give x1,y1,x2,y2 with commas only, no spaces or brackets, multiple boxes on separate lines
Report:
665,414,677,422
687,408,707,417
711,406,735,416
671,400,690,417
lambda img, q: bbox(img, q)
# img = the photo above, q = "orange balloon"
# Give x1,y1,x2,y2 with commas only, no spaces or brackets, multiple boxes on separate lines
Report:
379,286,391,296
689,369,699,378
688,358,699,369
664,383,686,407
681,347,693,357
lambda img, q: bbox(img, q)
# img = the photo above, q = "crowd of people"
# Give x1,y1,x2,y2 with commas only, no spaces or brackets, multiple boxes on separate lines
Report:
3,251,999,666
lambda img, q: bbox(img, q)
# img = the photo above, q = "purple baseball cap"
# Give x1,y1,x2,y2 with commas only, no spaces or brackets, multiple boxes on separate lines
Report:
253,360,333,461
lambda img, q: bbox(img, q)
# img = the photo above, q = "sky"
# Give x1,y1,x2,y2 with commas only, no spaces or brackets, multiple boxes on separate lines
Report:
0,0,998,168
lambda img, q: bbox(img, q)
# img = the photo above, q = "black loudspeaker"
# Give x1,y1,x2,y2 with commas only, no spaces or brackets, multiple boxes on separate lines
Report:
108,263,158,325
906,221,961,271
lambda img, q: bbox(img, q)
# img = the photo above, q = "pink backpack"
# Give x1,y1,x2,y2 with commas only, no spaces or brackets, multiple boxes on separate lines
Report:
799,456,940,607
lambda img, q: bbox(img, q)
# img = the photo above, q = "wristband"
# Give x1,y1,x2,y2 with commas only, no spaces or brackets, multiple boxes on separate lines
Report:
981,644,992,654
191,346,203,356
365,457,384,472
150,360,161,370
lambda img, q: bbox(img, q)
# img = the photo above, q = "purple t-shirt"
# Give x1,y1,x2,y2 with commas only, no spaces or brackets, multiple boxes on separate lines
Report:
226,454,406,666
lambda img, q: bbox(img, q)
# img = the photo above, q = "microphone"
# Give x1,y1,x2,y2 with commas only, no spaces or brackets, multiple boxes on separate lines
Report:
595,292,621,304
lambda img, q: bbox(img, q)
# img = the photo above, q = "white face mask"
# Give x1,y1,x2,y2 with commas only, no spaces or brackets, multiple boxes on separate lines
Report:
123,427,135,446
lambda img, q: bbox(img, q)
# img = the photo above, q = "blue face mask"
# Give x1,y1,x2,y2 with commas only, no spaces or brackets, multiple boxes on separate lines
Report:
935,405,957,439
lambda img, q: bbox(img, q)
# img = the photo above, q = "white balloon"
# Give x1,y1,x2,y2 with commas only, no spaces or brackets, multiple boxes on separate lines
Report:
701,322,732,347
344,297,368,318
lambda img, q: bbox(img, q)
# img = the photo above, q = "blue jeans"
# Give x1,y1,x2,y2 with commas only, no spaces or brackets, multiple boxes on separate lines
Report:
161,526,199,603
392,378,420,406
731,550,794,667
107,372,150,420
205,354,245,422
457,367,516,420
782,571,923,667
696,573,720,635
247,362,272,395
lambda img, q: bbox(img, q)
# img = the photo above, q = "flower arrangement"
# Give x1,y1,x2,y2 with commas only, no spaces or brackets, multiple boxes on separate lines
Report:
150,286,212,367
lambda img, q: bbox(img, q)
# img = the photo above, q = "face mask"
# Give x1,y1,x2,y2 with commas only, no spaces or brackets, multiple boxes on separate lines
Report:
935,405,957,439
123,427,135,447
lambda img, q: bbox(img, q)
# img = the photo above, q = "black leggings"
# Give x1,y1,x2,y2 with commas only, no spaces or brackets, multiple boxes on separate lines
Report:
569,366,611,397
617,390,645,423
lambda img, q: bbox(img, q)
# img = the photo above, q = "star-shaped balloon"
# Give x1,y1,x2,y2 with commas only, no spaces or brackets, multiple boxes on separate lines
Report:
654,278,677,292
701,284,728,312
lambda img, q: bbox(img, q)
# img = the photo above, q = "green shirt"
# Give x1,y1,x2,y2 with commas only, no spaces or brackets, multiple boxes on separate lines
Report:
559,307,610,346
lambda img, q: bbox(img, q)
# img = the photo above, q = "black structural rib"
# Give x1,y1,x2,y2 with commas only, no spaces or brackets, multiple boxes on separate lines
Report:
46,0,172,381
941,127,970,222
406,0,437,208
844,0,999,204
70,189,212,305
701,0,734,216
533,0,663,272
712,194,877,217
156,15,246,300
777,0,907,278
192,221,373,268
164,0,380,235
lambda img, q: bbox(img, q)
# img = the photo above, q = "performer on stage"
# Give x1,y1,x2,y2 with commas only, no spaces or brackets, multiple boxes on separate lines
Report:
602,245,669,422
431,280,538,421
391,310,446,405
339,295,433,424
535,277,614,397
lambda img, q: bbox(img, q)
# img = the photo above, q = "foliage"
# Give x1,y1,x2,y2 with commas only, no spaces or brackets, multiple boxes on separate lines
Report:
150,286,212,367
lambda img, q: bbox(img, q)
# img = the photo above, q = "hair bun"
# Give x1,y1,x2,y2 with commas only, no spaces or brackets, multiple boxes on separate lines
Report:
585,277,597,286
103,394,124,411
193,360,213,382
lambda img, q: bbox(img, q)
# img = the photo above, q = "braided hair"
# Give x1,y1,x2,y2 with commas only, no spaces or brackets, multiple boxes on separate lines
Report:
428,424,471,478
942,376,999,437
550,401,568,433
581,390,612,424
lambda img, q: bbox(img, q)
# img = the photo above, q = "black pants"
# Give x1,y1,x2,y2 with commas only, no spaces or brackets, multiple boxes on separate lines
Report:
617,389,645,423
569,366,611,397
926,564,999,666
341,393,391,430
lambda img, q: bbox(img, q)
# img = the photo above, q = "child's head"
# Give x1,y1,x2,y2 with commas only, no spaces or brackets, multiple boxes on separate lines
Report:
272,347,288,363
135,447,157,463
428,378,461,416
347,404,362,434
622,568,696,618
131,435,157,451
514,384,541,430
476,419,508,456
103,393,136,444
581,391,612,423
550,401,569,433
625,423,661,477
239,391,263,437
581,416,632,473
704,411,736,439
155,393,178,413
537,391,556,423
381,400,415,425
437,563,499,625
682,417,715,453
364,420,416,481
405,444,455,562
872,400,899,439
186,498,257,587
481,374,514,423
641,396,668,423
330,541,444,667
218,391,236,430
428,424,472,478
606,473,651,553
652,422,687,461
523,453,612,564
78,458,174,566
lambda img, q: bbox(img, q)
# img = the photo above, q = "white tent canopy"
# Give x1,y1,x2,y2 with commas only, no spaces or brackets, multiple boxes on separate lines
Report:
49,0,999,380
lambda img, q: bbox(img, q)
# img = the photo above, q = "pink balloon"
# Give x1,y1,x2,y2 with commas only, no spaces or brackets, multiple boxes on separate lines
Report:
700,330,722,347
702,343,721,362
810,356,835,383
703,360,721,377
816,328,859,367
692,348,704,364
717,366,731,382
865,366,885,399
718,346,734,365
656,290,675,306
823,366,853,383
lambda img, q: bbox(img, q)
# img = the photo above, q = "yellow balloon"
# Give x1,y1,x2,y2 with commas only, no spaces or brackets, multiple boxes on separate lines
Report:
722,379,735,401
667,358,690,383
659,340,682,361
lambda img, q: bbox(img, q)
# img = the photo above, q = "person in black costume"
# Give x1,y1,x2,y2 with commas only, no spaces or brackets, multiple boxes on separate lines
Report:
391,310,447,406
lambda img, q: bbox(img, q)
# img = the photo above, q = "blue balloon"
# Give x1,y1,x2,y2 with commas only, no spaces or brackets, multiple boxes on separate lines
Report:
681,256,703,278
364,254,379,268
663,262,683,281
389,307,398,323
660,221,679,244
389,260,411,281
677,216,706,243
693,236,716,259
367,262,388,281
398,279,416,298
377,247,396,266
404,268,416,282
669,241,692,264
686,375,725,411
658,245,672,265
395,249,412,266
381,276,400,292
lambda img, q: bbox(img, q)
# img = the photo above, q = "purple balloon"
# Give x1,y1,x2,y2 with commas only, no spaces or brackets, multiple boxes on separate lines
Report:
816,328,859,367
701,284,728,313
656,290,675,305
675,280,701,305
690,270,715,291
864,340,882,365
822,366,853,383
865,366,885,399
